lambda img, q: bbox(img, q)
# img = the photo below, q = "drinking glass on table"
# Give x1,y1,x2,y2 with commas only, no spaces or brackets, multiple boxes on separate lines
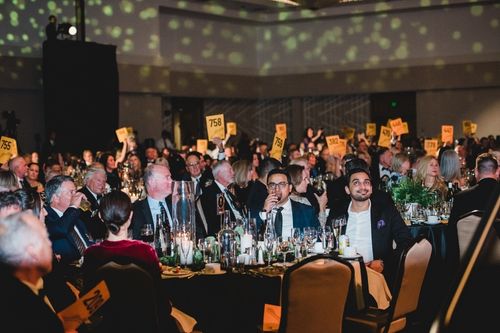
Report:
277,236,293,267
332,215,346,251
263,220,276,270
291,228,303,259
303,227,317,253
140,225,154,247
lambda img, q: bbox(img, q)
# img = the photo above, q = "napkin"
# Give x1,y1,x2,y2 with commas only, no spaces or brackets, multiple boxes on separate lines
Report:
171,307,197,333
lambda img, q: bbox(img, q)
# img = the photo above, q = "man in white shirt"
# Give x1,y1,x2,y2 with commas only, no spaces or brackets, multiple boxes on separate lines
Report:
342,167,412,283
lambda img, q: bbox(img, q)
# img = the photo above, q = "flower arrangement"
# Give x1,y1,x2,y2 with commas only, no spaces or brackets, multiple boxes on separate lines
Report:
391,178,436,208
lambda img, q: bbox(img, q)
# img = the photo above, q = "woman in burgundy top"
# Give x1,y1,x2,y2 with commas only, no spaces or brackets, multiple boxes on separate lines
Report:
82,191,179,332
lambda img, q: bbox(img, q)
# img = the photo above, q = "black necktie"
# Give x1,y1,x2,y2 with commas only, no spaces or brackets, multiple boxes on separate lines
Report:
70,227,87,256
159,201,171,234
274,207,284,236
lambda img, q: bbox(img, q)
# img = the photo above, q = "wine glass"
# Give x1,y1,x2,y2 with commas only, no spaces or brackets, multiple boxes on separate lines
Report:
140,224,154,247
303,227,317,254
291,228,303,260
321,226,333,253
263,220,276,270
277,236,293,268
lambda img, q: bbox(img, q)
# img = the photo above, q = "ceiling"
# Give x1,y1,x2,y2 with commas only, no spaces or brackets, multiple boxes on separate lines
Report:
190,0,367,13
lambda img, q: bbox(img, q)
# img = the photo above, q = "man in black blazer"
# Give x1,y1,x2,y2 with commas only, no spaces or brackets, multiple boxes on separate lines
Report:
78,167,107,240
131,164,174,240
45,175,92,264
180,151,213,199
0,212,65,333
338,167,412,286
250,169,319,237
199,160,245,236
8,155,32,191
447,153,499,269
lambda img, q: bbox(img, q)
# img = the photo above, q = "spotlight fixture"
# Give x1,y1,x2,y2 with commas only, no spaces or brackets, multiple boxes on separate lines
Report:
57,23,78,38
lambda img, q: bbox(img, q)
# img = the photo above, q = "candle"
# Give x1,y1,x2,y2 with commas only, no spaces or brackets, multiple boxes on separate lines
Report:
176,234,193,265
240,233,253,253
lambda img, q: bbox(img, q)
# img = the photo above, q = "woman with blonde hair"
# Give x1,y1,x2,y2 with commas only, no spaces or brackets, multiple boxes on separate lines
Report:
231,159,253,207
415,155,447,199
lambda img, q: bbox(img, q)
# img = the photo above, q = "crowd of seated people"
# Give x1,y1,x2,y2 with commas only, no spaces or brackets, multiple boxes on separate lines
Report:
0,125,497,332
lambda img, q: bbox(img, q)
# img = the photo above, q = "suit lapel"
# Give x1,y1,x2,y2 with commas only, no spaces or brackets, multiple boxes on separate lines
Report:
370,201,383,257
142,199,154,227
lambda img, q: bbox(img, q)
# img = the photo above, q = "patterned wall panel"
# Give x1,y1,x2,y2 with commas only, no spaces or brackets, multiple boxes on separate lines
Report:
203,94,369,145
302,95,370,137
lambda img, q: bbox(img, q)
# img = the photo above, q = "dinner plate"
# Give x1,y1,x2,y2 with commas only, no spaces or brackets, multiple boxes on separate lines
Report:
161,267,193,277
338,254,362,260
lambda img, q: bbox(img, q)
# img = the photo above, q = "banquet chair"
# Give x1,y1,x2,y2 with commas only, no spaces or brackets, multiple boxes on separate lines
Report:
278,254,354,333
456,210,483,262
88,261,162,333
344,237,432,333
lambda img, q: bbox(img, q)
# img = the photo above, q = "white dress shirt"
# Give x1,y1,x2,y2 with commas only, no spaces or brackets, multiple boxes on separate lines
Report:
345,200,374,262
259,198,294,238
147,196,173,231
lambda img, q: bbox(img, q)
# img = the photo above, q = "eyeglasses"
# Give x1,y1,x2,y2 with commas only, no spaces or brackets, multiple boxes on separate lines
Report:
267,182,289,190
187,162,200,167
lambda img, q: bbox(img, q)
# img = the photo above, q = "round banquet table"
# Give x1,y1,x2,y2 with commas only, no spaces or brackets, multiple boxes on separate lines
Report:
163,271,281,333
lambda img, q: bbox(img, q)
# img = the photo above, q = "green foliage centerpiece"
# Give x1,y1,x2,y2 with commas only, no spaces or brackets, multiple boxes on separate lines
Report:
391,178,435,208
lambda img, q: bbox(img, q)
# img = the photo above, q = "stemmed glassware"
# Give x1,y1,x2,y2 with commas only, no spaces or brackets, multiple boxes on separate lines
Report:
263,216,276,270
303,227,317,254
321,226,333,253
291,228,303,260
140,224,154,247
277,236,293,267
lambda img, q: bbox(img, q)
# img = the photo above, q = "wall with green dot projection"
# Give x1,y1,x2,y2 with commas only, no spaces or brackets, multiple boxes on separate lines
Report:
0,0,499,151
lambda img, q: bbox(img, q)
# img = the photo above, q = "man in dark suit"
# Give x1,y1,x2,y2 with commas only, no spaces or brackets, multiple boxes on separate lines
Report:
78,167,107,241
0,212,65,333
338,167,412,286
250,169,319,237
199,160,245,236
181,151,213,199
447,153,499,269
8,156,32,191
246,157,281,214
45,175,92,264
131,164,174,240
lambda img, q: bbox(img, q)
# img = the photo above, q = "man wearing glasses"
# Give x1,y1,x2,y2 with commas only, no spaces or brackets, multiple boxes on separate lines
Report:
252,169,318,238
181,151,213,198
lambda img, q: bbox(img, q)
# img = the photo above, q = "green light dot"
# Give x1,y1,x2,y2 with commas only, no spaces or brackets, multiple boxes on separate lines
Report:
103,5,113,16
120,0,134,14
472,42,483,53
239,10,248,18
139,8,157,20
434,59,445,67
10,11,18,20
21,46,31,54
139,66,151,78
452,31,461,40
419,26,427,35
0,39,4,45
441,0,449,5
420,0,431,7
201,49,213,59
0,13,3,21
111,26,122,38
369,55,380,65
202,25,213,36
426,42,435,51
94,28,102,35
371,31,381,42
379,38,391,49
373,22,382,31
284,37,297,51
123,39,133,52
7,34,14,41
375,3,390,11
38,8,45,14
395,45,408,59
491,19,499,28
278,12,290,21
391,18,401,30
168,19,179,30
22,34,28,41
278,26,293,37
228,52,243,65
126,28,133,35
177,1,187,9
181,37,191,46
47,1,57,11
346,46,358,61
354,24,363,33
470,6,483,16
11,19,19,27
351,16,363,24
298,32,310,42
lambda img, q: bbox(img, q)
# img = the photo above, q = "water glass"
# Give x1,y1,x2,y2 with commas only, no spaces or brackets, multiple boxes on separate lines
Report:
140,225,154,247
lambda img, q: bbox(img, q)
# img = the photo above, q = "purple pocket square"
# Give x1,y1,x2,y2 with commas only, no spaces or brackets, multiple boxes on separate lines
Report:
377,219,386,229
